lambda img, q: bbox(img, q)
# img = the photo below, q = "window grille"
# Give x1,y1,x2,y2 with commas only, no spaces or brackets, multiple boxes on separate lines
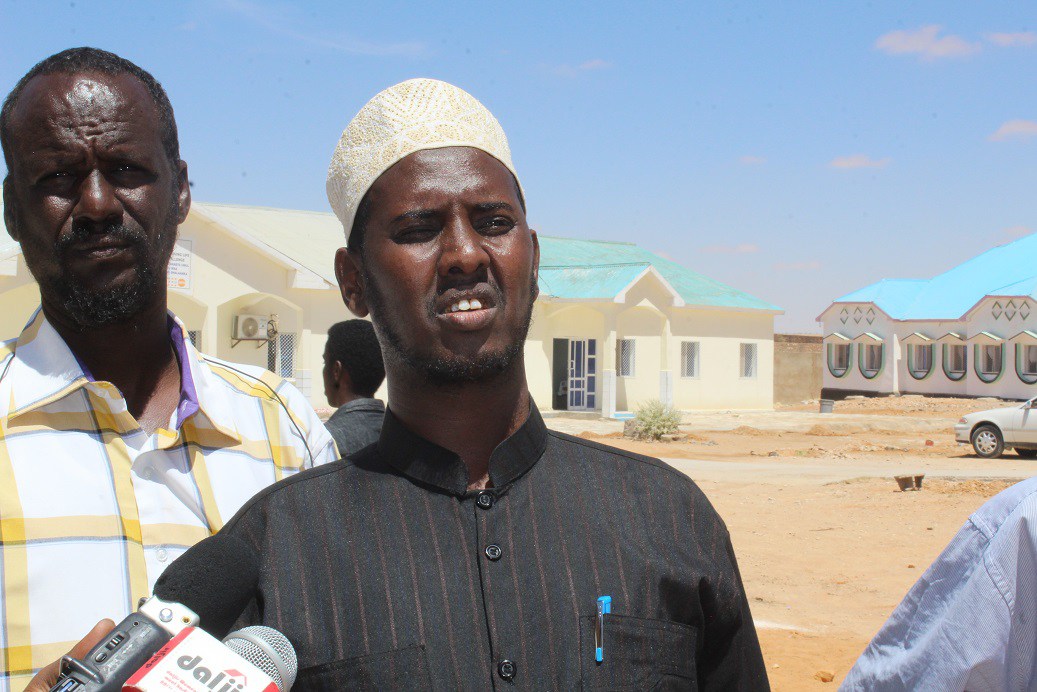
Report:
946,344,966,375
740,343,758,379
617,339,636,377
828,343,850,377
981,345,1003,375
1024,345,1037,376
863,344,883,375
267,333,298,379
681,342,700,378
187,330,201,350
278,333,297,379
910,344,933,378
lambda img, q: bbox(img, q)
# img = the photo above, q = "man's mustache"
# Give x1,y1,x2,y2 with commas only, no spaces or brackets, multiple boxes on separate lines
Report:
56,221,148,256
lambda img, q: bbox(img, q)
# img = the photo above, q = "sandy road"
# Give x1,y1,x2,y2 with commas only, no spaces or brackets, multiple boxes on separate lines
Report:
546,399,1035,688
662,455,1037,484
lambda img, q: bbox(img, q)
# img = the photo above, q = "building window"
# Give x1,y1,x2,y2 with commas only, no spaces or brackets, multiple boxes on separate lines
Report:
617,339,636,377
908,344,933,380
976,344,1003,383
859,343,883,379
943,344,966,381
187,330,201,351
681,342,700,378
1017,343,1037,384
827,343,850,377
740,343,758,379
267,333,298,379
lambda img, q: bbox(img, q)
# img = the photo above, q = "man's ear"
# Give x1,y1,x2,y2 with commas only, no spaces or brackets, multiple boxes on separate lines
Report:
3,178,20,242
175,161,191,224
335,247,369,317
530,228,540,301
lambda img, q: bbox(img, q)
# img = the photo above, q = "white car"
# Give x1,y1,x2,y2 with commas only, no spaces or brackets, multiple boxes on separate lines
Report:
956,398,1037,459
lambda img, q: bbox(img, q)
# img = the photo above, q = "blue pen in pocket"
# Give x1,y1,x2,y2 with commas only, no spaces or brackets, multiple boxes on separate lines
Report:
595,595,612,663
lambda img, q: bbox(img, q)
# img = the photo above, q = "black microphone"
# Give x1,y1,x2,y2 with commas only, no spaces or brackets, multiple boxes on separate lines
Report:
50,534,259,692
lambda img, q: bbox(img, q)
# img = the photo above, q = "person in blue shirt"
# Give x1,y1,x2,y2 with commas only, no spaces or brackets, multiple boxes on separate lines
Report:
842,476,1037,691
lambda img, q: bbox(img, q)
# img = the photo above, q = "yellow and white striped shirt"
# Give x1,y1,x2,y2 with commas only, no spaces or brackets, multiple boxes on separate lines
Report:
0,309,337,690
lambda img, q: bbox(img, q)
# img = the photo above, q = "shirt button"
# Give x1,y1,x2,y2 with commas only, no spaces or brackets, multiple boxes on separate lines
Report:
157,549,168,563
485,544,502,561
498,659,516,681
476,492,494,509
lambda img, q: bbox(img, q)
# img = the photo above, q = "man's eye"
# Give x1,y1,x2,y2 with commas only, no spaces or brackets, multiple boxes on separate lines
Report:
480,217,515,234
395,227,438,243
35,171,75,191
109,166,149,186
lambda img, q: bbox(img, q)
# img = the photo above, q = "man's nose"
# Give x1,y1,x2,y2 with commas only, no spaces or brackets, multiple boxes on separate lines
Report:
72,170,121,227
439,222,490,278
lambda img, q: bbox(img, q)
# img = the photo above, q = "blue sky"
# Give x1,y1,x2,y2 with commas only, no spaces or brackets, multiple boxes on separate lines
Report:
2,1,1035,332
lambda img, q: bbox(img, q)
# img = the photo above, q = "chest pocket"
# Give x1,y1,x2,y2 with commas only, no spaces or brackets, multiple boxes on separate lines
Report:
579,614,697,691
294,644,432,691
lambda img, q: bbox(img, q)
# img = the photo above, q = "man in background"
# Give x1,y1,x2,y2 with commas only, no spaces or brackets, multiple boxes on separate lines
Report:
322,319,385,456
0,47,335,689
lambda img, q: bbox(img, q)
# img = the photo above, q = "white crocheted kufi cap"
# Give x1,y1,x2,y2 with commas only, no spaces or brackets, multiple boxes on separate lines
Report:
327,78,520,240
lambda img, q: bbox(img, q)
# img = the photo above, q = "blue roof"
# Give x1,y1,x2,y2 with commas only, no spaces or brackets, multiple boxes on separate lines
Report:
835,233,1037,320
537,236,781,311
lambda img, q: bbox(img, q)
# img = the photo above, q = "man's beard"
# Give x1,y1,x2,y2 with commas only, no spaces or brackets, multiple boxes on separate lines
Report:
365,268,537,386
44,216,176,329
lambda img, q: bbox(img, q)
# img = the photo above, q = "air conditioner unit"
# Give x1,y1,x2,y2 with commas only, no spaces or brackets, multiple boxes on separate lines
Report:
234,314,270,340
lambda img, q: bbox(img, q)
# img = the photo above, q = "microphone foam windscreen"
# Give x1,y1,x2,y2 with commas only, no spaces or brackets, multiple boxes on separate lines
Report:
153,533,260,638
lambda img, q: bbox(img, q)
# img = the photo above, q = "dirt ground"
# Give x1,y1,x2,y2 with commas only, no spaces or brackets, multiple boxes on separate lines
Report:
553,395,1031,689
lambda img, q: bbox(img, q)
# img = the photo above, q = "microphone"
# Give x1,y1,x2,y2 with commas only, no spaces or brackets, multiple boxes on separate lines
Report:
50,534,260,692
123,626,297,692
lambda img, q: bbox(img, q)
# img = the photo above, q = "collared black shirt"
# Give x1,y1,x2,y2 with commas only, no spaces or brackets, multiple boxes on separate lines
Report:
223,402,768,690
324,397,385,458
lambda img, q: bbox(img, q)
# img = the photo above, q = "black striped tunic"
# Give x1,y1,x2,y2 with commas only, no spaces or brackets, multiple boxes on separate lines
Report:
224,403,768,691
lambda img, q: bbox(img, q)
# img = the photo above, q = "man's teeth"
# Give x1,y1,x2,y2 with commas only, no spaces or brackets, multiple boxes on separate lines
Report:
449,299,483,313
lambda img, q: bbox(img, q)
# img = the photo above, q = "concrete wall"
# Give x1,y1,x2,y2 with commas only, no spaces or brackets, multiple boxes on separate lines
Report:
774,334,822,404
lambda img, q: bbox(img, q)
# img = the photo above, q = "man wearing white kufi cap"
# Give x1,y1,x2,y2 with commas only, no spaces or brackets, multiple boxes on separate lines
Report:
219,78,769,690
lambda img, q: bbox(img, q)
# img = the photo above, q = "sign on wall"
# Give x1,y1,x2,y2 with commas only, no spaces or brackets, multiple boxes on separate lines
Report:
168,239,193,293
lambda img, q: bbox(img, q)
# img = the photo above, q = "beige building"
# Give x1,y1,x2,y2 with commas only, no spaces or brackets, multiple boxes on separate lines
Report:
1,202,781,414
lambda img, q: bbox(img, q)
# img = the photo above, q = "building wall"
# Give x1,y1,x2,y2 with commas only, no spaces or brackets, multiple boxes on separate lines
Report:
669,308,774,410
0,256,40,339
820,304,895,395
821,298,1037,401
774,334,822,404
1,216,778,416
965,297,1037,400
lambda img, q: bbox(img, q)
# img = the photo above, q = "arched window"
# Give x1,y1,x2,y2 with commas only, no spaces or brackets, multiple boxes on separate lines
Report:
942,343,966,381
827,343,851,377
907,344,933,380
1017,343,1037,384
859,343,884,379
975,344,1004,384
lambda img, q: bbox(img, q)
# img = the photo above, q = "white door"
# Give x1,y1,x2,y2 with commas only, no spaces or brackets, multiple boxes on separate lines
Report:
567,339,598,410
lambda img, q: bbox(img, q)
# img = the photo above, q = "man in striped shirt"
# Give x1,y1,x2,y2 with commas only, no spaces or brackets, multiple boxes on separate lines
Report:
221,79,768,689
0,48,336,690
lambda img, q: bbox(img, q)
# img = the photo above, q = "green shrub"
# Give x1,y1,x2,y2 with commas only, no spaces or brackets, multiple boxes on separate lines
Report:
632,399,682,440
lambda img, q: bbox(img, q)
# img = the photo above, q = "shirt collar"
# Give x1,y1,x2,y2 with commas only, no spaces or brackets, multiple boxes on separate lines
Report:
377,398,548,497
5,309,234,441
332,397,385,417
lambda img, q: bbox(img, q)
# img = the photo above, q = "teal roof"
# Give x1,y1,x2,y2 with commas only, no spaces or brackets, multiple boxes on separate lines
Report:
537,236,781,311
835,232,1037,320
